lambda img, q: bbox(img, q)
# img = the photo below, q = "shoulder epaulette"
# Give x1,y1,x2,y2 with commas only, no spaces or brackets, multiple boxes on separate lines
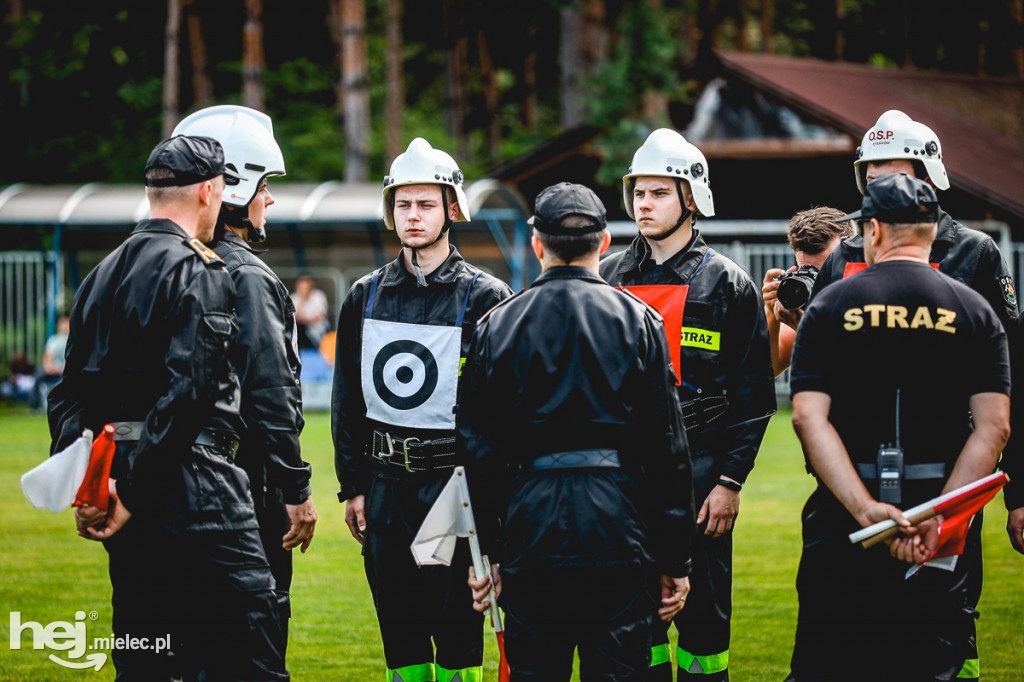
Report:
187,238,223,264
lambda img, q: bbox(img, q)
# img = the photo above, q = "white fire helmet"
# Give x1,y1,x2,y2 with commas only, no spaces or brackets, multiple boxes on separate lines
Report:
854,110,948,195
382,138,471,230
623,128,715,219
172,104,286,208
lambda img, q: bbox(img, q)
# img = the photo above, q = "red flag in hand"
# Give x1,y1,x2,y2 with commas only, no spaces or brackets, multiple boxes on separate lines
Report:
929,472,1007,559
74,424,116,511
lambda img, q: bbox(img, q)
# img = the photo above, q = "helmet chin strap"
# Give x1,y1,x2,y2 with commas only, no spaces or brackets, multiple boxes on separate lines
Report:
648,178,693,242
221,205,266,244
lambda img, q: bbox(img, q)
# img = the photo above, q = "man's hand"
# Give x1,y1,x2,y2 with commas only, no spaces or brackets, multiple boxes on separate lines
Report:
697,482,740,537
345,495,366,544
657,574,690,622
468,563,502,617
773,300,804,331
1007,507,1024,555
75,505,107,539
85,479,131,541
282,496,317,553
854,501,933,565
888,517,939,565
762,268,788,320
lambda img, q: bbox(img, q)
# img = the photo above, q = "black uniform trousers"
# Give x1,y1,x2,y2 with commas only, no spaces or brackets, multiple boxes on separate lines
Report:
362,477,484,673
105,521,287,682
501,568,659,682
255,490,294,654
786,485,982,682
648,453,732,682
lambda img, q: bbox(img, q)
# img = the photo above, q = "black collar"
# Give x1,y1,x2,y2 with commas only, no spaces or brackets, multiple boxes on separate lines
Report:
532,265,606,287
614,229,708,283
379,245,467,287
215,229,268,255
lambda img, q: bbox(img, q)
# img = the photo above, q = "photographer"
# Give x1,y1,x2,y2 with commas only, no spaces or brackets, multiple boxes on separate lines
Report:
762,207,852,376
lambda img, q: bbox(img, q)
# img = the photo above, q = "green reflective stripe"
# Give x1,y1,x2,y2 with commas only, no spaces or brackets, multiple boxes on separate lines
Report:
650,644,672,667
956,658,980,679
436,665,482,682
676,647,729,674
388,663,435,682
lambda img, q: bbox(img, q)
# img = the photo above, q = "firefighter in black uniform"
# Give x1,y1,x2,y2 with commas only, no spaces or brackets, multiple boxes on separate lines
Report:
332,138,513,682
600,129,776,681
48,135,288,681
807,110,1019,673
787,173,1010,682
462,182,696,681
173,105,317,656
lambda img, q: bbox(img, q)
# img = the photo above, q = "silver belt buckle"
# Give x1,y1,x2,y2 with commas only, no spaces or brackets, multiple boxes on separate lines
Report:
399,437,421,472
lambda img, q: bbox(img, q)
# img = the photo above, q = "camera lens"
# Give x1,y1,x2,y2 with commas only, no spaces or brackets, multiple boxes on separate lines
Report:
776,266,819,311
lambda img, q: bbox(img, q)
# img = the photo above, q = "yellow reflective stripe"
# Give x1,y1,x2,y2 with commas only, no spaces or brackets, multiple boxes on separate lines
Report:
436,665,482,682
459,357,466,376
956,658,979,678
388,663,435,682
650,644,672,667
680,327,720,351
677,647,729,674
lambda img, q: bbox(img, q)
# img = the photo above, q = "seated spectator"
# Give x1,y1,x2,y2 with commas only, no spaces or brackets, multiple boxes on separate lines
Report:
290,275,330,350
32,315,69,410
3,351,36,403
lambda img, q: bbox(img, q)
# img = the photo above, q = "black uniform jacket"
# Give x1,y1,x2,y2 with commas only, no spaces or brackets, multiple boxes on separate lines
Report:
212,231,312,506
47,219,249,530
332,246,513,509
810,208,1024,508
811,208,1018,326
458,266,696,578
600,230,777,484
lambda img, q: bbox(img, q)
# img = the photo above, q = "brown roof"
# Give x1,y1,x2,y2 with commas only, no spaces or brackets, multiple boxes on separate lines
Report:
716,51,1024,218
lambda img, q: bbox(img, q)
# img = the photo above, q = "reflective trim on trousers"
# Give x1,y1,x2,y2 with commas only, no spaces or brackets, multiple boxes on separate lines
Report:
957,658,979,679
436,665,483,682
388,662,435,682
650,644,672,667
677,647,729,674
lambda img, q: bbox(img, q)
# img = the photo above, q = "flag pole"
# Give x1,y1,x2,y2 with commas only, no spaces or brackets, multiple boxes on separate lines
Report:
454,467,509,681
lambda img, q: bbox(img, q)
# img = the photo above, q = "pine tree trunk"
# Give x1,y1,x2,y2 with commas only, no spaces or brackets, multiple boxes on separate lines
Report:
443,0,469,159
242,0,265,111
523,20,537,129
339,0,370,182
162,0,182,137
184,0,212,106
386,0,403,162
478,27,500,163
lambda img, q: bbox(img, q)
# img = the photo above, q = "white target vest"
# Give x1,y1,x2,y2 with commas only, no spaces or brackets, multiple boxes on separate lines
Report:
360,269,481,430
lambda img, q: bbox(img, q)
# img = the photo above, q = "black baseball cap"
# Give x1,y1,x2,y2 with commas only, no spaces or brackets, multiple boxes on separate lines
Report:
528,182,607,235
837,172,938,224
143,135,241,187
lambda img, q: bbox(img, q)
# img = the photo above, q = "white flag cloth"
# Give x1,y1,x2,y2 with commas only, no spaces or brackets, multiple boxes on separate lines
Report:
21,429,93,512
411,467,476,566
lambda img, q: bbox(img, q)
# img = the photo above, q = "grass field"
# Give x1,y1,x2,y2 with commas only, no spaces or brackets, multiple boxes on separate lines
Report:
1,405,1021,681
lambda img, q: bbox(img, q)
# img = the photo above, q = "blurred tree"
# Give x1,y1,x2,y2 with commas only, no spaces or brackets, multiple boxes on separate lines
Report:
242,0,266,111
162,0,183,137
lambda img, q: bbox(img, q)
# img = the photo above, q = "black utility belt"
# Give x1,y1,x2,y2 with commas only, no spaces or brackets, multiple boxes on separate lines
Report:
109,421,239,461
369,429,456,473
855,462,947,480
681,393,729,432
526,449,621,471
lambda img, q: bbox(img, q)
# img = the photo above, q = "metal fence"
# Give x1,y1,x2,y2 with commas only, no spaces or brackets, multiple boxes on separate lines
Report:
1,251,59,375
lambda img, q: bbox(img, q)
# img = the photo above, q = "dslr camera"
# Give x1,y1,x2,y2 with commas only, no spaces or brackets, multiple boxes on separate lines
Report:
774,265,819,311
